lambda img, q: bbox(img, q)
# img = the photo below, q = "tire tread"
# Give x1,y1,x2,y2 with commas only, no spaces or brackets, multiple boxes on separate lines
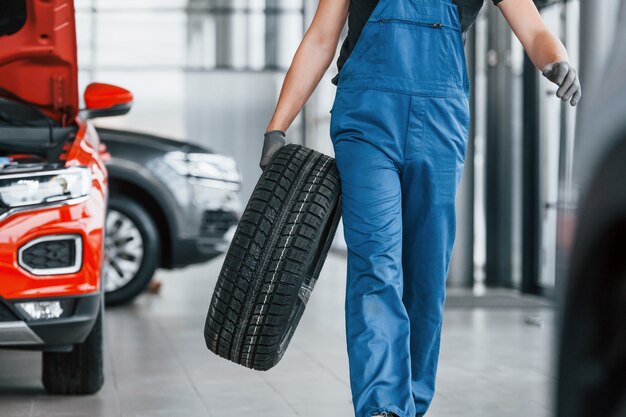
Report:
204,145,341,370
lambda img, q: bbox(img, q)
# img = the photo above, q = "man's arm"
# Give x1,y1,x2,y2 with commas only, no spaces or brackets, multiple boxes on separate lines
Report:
497,0,581,106
260,0,348,170
266,0,349,132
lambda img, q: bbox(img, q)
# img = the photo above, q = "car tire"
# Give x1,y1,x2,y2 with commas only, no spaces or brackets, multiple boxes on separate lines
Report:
104,194,160,306
557,143,626,417
42,303,104,395
204,144,342,371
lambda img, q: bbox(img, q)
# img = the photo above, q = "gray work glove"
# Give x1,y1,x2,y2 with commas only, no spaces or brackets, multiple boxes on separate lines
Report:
541,61,582,107
260,130,286,170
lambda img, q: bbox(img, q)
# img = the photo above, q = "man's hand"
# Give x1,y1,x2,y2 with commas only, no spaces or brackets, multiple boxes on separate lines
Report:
260,131,286,171
542,61,582,107
496,0,581,106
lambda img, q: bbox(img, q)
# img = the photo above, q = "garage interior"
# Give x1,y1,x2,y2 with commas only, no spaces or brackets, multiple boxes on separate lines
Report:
1,256,553,417
0,0,623,417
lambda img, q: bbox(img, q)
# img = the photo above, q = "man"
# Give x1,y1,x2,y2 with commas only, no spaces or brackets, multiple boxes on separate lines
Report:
260,1,580,416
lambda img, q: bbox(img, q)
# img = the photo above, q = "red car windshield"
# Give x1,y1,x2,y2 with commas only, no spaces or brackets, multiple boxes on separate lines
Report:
0,1,27,37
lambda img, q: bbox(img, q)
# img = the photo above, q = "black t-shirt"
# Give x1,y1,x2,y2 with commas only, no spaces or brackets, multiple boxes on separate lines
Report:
332,0,504,85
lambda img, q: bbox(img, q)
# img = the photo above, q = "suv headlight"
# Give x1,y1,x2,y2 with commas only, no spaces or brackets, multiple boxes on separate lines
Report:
165,151,241,183
0,167,91,208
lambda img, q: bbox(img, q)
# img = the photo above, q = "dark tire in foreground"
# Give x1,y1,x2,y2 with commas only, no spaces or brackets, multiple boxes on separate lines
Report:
557,142,626,417
42,304,104,395
104,194,160,306
205,145,342,371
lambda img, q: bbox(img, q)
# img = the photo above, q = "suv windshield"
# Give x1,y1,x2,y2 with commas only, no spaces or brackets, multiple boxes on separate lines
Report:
0,1,27,37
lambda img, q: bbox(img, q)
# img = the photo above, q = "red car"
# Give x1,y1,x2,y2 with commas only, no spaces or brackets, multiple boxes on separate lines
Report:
0,0,131,394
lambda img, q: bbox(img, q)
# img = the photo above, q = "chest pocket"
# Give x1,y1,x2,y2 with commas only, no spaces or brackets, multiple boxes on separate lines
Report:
373,1,468,96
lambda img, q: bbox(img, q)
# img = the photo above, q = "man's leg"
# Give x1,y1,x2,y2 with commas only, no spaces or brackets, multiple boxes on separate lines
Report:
333,133,414,417
400,96,468,416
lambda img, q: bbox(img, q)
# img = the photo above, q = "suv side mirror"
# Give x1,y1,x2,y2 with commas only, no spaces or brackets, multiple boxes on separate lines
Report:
82,83,133,119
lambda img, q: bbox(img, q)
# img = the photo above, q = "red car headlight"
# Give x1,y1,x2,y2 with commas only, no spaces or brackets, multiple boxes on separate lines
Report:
0,166,91,209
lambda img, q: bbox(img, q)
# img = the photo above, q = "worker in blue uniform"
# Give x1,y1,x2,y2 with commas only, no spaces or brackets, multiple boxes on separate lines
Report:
260,0,581,416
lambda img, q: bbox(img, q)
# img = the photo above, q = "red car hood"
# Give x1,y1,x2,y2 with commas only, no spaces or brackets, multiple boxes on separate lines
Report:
0,0,79,126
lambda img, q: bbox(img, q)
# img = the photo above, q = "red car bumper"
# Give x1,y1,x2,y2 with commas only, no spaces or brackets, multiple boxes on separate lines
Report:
0,198,104,300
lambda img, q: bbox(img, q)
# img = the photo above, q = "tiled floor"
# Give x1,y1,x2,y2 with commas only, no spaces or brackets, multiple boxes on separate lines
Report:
0,253,555,417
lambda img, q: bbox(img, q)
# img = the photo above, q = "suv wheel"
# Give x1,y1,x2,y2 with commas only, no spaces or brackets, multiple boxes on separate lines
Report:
104,194,160,306
42,302,104,395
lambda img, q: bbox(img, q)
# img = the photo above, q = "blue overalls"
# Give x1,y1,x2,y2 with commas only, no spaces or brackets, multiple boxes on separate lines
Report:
329,0,470,416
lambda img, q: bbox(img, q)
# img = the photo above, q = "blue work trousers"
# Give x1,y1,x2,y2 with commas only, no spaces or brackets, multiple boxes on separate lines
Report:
329,0,471,416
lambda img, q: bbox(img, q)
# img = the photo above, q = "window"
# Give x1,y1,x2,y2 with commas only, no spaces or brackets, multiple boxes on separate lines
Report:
0,0,27,37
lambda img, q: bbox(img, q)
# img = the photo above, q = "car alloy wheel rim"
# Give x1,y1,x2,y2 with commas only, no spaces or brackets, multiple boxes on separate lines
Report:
104,209,144,292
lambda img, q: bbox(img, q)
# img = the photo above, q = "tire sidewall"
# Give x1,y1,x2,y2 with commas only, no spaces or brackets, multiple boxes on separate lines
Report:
205,146,342,370
105,194,160,305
